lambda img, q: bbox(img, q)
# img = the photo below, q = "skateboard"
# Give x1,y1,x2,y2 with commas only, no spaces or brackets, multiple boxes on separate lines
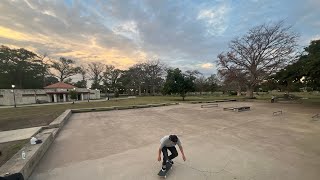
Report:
158,161,173,178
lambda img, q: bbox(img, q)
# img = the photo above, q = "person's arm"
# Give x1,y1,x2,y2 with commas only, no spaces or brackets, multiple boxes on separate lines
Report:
158,147,162,161
178,145,186,161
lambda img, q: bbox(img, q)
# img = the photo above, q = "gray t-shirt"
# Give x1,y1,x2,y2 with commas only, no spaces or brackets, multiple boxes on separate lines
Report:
160,135,182,149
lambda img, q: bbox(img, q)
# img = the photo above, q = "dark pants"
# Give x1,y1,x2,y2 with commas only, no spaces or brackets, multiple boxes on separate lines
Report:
0,173,24,180
162,146,178,165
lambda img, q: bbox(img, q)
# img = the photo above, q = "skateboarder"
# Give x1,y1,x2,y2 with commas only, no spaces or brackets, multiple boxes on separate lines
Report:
157,135,186,171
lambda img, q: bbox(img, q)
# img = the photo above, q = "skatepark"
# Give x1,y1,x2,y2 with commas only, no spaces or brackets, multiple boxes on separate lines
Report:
29,102,320,180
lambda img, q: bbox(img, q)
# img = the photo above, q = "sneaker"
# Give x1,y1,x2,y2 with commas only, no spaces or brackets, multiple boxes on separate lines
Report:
161,165,166,171
169,160,174,164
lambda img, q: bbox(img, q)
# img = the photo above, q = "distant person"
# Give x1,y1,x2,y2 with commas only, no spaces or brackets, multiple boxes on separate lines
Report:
271,95,275,103
157,135,186,171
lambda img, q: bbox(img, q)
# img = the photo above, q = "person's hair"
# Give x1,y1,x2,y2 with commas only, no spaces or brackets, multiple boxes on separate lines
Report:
169,135,178,143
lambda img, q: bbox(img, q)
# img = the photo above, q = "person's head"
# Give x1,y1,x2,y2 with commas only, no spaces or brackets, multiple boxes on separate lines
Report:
169,135,178,143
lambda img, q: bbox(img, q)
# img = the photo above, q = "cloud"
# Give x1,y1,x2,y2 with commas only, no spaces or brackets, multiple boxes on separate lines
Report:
0,0,319,74
199,63,215,69
197,4,230,36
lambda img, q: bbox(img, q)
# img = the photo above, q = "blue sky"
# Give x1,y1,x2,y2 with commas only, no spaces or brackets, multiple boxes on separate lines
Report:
0,0,319,76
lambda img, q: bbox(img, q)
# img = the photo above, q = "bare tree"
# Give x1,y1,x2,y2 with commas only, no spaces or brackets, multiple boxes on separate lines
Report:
88,62,104,89
217,21,298,97
218,66,246,96
50,57,81,82
34,52,50,87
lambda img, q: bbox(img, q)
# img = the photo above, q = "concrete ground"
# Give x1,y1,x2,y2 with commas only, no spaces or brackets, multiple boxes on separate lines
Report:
0,127,42,143
30,102,320,180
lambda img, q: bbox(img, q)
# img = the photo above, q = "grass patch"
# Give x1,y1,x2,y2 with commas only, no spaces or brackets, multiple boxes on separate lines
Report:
0,140,28,167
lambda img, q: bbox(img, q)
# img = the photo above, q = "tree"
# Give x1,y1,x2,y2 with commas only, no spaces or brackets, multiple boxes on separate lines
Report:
218,67,246,96
0,45,46,88
120,63,146,95
73,65,87,88
88,62,104,89
144,60,165,95
271,39,320,91
33,53,51,87
50,57,81,82
69,89,77,104
301,39,320,90
44,76,59,86
195,75,206,95
74,80,87,88
206,74,220,92
217,21,298,98
163,68,196,101
103,65,122,97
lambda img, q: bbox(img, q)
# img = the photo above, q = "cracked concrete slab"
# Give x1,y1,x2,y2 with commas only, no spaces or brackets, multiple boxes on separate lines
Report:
30,102,320,180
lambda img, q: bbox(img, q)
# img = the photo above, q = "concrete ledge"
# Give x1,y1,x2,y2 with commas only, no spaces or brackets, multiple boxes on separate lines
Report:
133,104,151,108
190,99,237,104
71,107,114,113
148,104,163,107
223,106,250,112
166,102,179,106
40,128,60,139
113,106,135,110
71,103,179,112
201,103,219,108
48,109,72,128
0,129,57,179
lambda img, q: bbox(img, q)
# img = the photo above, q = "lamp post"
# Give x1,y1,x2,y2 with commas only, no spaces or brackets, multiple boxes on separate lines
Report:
73,88,76,104
12,85,16,108
107,88,110,100
87,88,90,102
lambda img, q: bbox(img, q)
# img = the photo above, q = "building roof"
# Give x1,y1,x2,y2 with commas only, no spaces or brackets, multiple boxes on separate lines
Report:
44,82,76,89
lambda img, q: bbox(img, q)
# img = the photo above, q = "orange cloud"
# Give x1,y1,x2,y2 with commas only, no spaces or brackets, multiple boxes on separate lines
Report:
0,26,147,69
200,63,214,69
0,26,31,41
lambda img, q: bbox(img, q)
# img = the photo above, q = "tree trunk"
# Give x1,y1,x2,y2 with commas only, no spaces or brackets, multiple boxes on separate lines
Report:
152,85,155,96
181,92,186,101
237,85,241,96
138,85,141,96
246,86,254,98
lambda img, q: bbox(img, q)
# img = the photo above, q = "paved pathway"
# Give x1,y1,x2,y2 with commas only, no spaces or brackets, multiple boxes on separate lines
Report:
0,127,42,143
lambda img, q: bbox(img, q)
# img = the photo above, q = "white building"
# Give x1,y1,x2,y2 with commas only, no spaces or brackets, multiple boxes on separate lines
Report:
0,82,100,106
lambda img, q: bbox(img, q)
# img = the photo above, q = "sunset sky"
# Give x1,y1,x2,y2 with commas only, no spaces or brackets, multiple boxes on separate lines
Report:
1,0,319,76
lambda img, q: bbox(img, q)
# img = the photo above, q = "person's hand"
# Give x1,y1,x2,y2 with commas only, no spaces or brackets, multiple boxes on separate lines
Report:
158,155,161,162
182,155,186,161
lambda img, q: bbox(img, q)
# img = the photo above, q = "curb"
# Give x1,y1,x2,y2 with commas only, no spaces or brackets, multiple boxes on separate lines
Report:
189,99,236,104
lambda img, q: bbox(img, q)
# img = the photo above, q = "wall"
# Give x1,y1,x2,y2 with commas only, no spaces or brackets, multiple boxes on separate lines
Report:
0,89,101,106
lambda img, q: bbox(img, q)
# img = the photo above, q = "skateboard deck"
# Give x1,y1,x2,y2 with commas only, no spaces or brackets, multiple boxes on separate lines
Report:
158,162,172,178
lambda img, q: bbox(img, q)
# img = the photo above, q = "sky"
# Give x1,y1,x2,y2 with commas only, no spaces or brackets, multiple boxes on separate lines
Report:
1,0,320,77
